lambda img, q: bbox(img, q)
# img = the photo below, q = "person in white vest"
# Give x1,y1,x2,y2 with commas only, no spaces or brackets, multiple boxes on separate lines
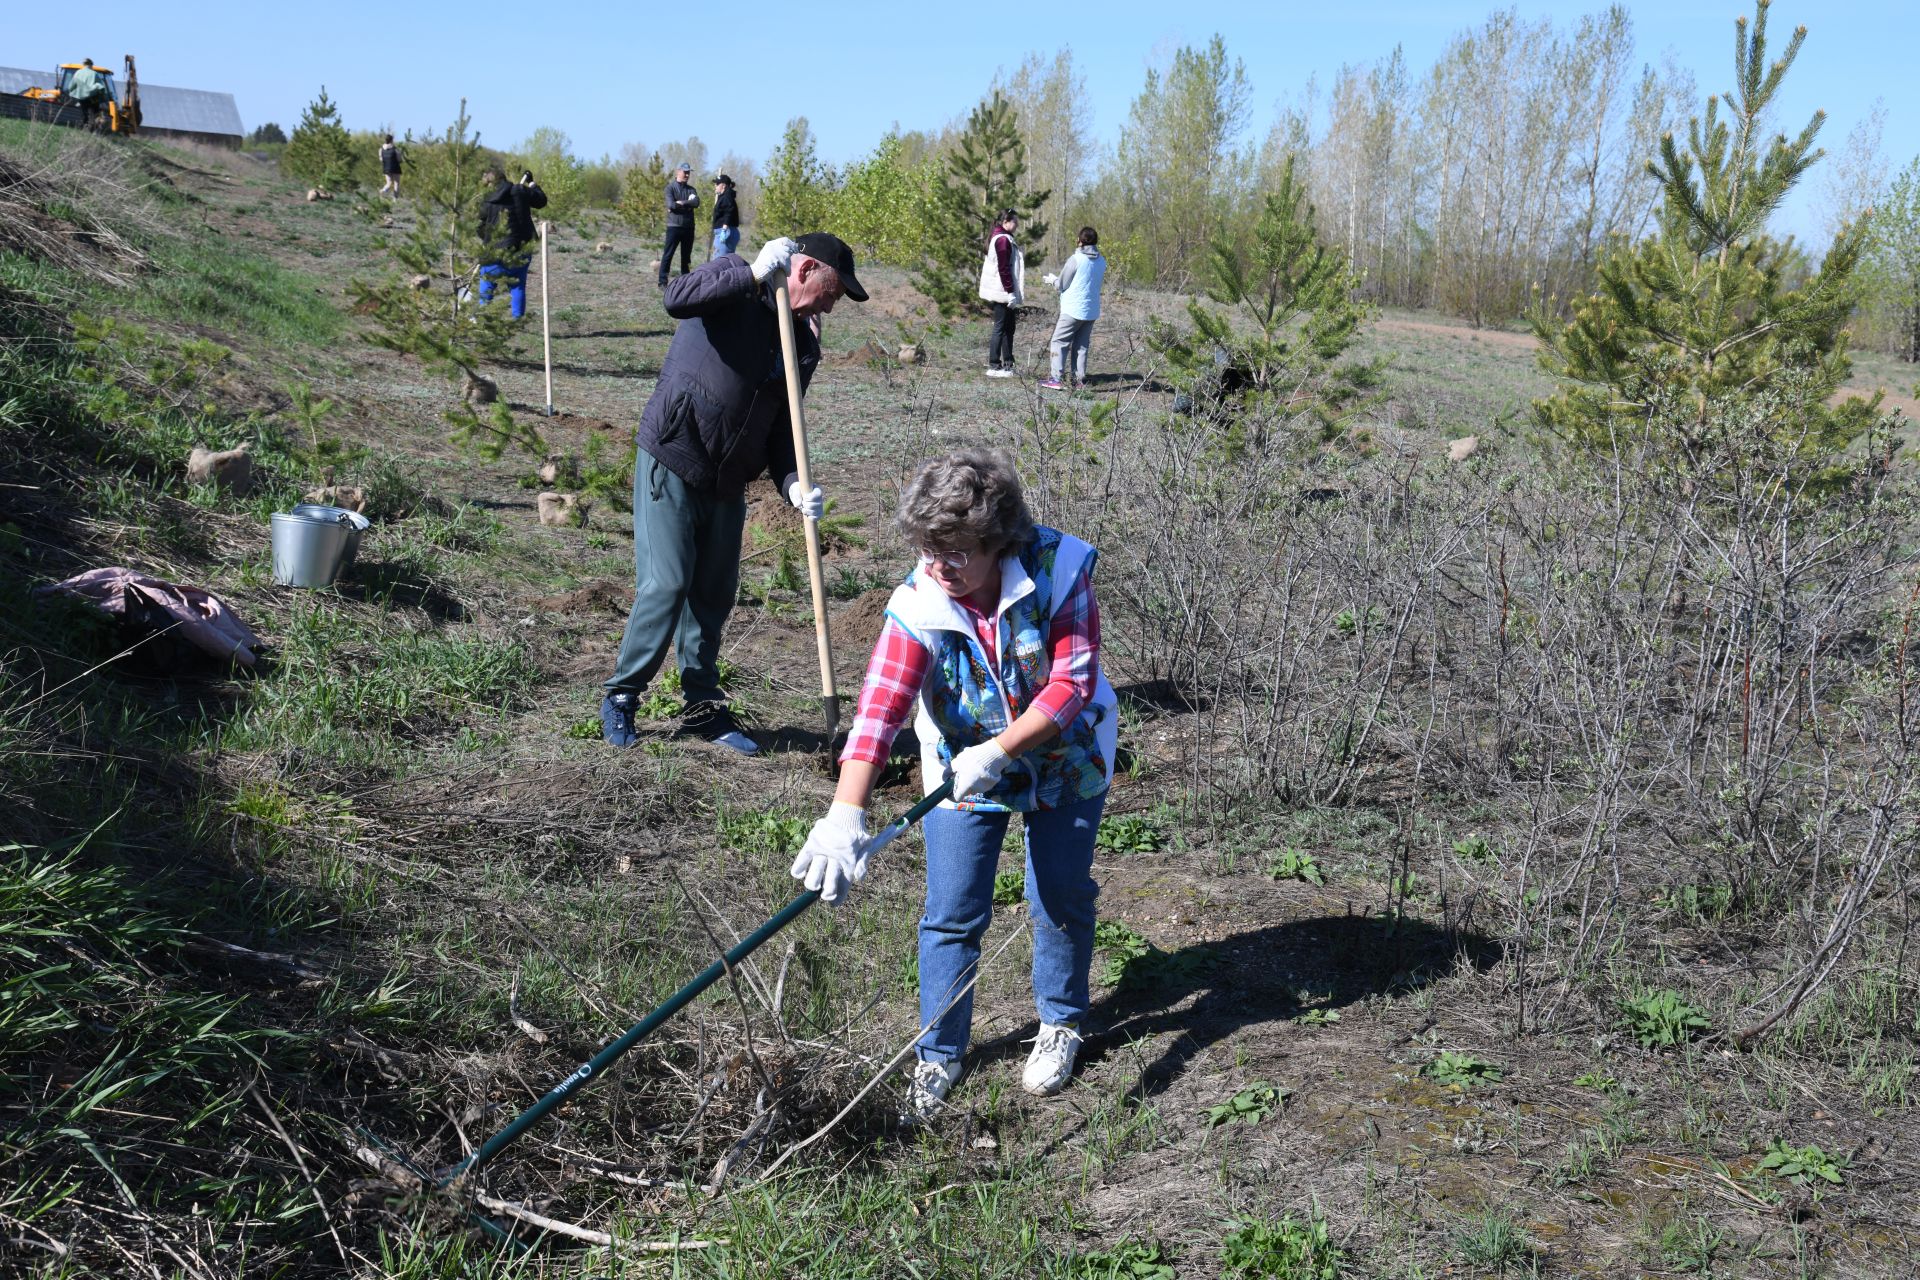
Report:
790,449,1118,1123
978,210,1026,378
1040,227,1107,391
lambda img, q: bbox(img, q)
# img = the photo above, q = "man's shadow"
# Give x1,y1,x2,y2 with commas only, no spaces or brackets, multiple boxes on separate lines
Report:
975,910,1498,1106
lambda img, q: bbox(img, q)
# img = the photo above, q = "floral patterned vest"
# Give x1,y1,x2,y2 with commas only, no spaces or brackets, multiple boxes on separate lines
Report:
884,527,1118,812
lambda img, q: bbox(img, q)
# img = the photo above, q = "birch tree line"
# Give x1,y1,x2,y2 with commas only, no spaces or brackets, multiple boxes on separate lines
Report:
1009,6,1696,324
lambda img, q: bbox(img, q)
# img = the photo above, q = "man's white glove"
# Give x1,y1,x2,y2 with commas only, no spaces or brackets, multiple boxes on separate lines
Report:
1043,272,1059,287
787,480,825,520
948,740,1012,799
751,236,799,282
790,802,869,904
686,191,699,205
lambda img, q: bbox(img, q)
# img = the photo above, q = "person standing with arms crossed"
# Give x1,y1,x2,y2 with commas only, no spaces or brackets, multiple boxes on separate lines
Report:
659,162,700,287
601,233,870,753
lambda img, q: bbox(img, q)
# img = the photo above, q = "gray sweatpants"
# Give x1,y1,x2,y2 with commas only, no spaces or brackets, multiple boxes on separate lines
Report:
604,453,746,705
1049,315,1096,383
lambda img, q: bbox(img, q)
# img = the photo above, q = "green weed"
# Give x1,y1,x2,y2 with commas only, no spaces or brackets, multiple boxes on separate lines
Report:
1451,833,1496,864
1203,1080,1290,1128
993,869,1025,906
1621,989,1710,1049
1071,1238,1177,1278
1219,1211,1343,1278
1758,1138,1846,1186
1265,846,1326,884
1423,1051,1503,1087
1095,814,1164,855
718,808,809,856
1657,1214,1725,1273
1454,1211,1532,1272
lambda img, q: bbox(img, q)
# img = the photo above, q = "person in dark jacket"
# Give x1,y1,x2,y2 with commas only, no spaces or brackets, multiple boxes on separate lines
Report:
477,166,548,319
602,233,870,753
710,174,741,260
659,162,700,286
379,134,403,199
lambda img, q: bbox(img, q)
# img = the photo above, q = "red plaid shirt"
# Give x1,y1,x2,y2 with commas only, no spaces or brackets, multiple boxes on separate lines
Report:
840,568,1102,767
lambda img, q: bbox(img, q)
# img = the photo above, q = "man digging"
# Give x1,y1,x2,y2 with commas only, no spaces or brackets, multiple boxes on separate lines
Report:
600,233,868,753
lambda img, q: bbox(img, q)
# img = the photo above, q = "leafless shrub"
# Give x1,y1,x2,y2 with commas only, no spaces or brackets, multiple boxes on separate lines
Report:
1026,387,1920,1042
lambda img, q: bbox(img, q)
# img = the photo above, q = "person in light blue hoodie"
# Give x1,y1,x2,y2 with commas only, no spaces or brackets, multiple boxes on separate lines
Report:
1040,227,1107,390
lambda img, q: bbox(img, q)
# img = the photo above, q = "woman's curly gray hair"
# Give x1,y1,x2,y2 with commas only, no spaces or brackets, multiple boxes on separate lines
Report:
895,449,1036,556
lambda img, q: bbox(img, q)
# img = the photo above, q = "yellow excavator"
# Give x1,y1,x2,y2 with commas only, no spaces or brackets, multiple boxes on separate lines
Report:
2,55,141,135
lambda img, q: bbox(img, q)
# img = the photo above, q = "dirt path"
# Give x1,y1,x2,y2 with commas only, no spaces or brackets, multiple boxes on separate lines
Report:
1376,314,1920,420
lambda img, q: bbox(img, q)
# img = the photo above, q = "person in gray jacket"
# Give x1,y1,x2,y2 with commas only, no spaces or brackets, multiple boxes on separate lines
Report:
659,162,700,287
603,233,869,753
1040,227,1107,391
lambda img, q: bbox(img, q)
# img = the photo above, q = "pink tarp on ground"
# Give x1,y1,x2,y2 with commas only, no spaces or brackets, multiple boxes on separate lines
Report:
38,567,263,667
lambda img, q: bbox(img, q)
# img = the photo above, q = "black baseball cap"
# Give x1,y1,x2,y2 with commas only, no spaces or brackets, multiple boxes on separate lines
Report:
792,232,868,302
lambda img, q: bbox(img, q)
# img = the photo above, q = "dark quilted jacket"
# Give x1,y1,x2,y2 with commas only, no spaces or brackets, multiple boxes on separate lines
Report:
635,255,817,497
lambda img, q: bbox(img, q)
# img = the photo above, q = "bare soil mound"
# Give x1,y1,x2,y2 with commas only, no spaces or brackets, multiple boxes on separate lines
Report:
532,580,631,615
744,475,804,541
835,587,895,659
546,411,620,433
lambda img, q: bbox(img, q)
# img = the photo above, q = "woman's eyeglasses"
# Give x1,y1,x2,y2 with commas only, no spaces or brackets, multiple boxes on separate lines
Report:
918,548,971,570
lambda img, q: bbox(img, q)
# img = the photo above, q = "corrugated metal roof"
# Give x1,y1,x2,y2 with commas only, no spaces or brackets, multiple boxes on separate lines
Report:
139,82,242,137
2,66,243,137
0,66,52,96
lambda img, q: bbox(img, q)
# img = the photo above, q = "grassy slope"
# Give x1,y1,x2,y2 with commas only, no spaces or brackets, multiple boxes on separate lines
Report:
2,121,1917,1278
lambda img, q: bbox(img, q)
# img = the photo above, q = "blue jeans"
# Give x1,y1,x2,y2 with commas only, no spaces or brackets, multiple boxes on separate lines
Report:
477,262,529,318
916,791,1106,1065
712,226,740,259
603,455,745,704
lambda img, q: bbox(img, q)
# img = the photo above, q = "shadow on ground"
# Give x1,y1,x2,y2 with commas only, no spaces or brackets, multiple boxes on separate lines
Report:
976,911,1499,1107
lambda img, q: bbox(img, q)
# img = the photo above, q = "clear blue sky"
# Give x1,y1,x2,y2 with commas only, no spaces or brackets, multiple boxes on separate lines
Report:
12,1,1913,241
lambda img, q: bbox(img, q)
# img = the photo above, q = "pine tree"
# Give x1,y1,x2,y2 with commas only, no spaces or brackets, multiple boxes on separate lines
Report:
347,101,542,460
1532,1,1876,471
1147,155,1378,445
915,93,1050,316
283,87,356,191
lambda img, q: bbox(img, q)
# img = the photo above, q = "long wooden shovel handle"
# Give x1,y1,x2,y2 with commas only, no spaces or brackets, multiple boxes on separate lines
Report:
771,273,838,722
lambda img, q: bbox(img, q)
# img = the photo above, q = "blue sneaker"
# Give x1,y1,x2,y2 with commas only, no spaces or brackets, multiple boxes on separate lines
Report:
681,701,758,755
600,692,640,748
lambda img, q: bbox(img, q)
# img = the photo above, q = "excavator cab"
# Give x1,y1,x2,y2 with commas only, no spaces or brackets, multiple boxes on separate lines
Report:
18,57,140,135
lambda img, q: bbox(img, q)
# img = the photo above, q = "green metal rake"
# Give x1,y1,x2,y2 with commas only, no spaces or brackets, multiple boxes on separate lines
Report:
389,782,953,1244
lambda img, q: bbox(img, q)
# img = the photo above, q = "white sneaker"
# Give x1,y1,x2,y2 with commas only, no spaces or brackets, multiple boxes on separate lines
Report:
1022,1022,1082,1096
901,1058,961,1124
985,367,1014,379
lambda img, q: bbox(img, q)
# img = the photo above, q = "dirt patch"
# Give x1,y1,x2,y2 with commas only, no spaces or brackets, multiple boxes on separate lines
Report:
860,277,928,324
531,580,631,615
743,475,804,542
1377,316,1540,353
832,338,894,366
545,410,621,434
834,587,895,659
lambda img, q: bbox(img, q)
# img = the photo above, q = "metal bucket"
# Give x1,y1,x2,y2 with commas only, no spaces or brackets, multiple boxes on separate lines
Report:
290,504,372,570
271,511,353,588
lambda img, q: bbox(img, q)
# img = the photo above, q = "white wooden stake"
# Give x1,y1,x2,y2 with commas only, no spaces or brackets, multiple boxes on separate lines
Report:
539,220,554,416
